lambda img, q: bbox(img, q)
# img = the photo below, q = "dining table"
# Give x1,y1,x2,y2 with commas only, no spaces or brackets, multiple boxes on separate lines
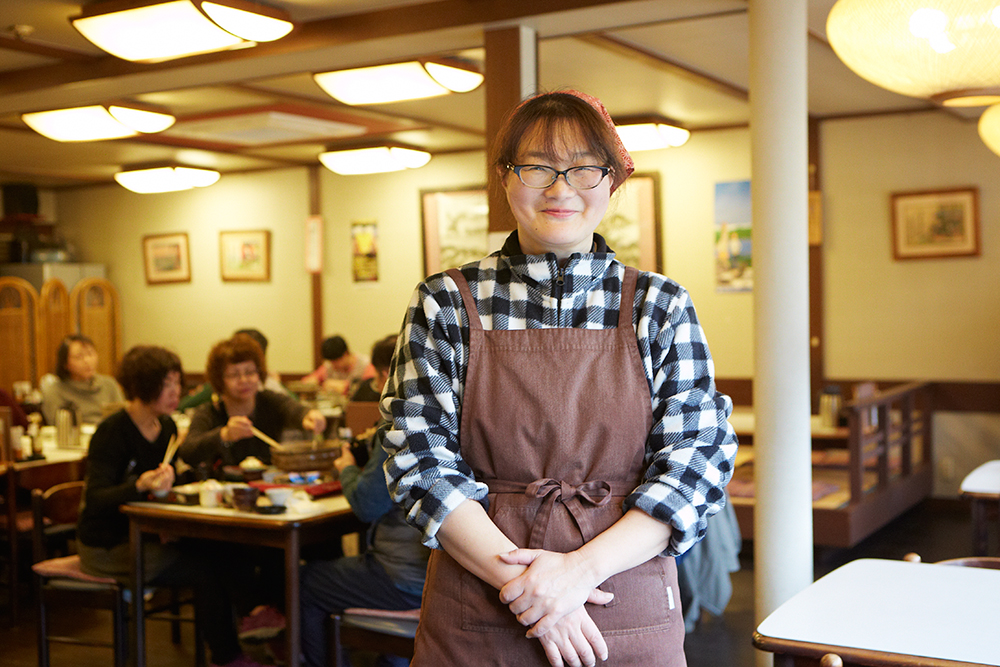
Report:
123,492,364,667
753,558,1000,666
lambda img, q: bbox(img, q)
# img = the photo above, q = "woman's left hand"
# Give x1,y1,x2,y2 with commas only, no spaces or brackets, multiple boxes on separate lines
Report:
303,409,327,435
498,549,613,638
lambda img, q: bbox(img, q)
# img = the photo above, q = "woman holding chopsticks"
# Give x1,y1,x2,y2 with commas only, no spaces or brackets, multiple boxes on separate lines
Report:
78,344,266,667
180,332,326,471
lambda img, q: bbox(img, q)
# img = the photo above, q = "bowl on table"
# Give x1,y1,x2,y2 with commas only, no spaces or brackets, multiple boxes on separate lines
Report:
230,486,261,512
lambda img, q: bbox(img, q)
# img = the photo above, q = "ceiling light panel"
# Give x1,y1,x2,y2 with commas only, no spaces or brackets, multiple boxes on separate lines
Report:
71,0,293,63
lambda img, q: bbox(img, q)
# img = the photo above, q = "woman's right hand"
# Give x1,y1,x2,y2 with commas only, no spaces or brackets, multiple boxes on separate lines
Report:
136,463,174,493
536,606,608,667
221,415,253,442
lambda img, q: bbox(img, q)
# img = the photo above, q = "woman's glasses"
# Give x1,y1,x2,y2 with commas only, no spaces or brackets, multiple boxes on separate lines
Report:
223,368,260,381
507,164,612,190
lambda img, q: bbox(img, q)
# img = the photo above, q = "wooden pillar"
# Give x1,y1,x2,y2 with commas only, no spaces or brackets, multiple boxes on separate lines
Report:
308,165,324,368
484,25,537,241
749,2,813,665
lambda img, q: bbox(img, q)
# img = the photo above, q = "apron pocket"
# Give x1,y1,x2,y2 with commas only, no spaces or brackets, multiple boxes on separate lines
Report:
589,557,679,636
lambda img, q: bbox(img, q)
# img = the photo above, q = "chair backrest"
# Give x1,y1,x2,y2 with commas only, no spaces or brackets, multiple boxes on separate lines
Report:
937,556,1000,569
0,276,41,394
344,401,382,437
31,480,84,562
0,405,11,463
38,278,72,378
70,278,122,377
904,552,1000,569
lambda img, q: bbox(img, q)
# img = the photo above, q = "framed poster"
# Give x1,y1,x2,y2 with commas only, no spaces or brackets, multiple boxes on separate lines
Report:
351,221,378,282
715,180,752,292
891,187,980,259
220,230,271,281
142,232,190,284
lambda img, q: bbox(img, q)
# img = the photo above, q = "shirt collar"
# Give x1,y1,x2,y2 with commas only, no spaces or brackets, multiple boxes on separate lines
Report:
497,231,617,295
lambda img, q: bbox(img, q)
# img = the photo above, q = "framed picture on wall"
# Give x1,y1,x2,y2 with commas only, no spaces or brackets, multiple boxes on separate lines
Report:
220,229,271,281
421,174,661,275
891,187,980,260
599,172,660,272
142,232,190,284
422,186,489,275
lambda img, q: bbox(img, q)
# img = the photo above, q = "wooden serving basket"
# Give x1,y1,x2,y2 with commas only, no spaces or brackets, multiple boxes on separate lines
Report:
271,439,343,472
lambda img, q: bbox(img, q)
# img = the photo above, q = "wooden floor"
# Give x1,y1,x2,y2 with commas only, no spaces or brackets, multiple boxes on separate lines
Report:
1,500,978,667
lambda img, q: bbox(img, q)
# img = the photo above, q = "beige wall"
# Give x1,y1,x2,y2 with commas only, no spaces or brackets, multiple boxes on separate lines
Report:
823,111,1000,381
53,111,1000,384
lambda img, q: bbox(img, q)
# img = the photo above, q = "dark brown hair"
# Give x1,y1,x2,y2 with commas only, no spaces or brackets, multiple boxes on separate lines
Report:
116,345,184,403
489,91,629,199
205,333,266,394
370,334,397,373
55,334,96,381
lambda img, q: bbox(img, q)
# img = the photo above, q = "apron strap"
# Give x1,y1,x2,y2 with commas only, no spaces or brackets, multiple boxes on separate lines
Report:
619,266,638,329
446,268,483,331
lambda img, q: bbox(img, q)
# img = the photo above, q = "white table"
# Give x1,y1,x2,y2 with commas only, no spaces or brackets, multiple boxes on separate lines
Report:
754,558,1000,666
960,460,1000,556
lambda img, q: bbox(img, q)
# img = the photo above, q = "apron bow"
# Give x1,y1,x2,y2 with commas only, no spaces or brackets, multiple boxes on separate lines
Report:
524,478,613,549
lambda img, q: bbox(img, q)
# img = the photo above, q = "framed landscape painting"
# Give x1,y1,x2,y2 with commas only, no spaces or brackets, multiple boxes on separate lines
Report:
142,232,190,284
891,188,979,260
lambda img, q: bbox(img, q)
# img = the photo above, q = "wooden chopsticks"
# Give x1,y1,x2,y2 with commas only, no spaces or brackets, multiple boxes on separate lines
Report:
251,426,286,451
162,434,180,465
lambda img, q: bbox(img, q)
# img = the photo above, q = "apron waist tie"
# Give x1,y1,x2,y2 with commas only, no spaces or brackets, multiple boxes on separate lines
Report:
486,478,635,550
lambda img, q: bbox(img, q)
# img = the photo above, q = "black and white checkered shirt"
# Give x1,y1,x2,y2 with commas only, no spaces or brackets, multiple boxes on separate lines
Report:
381,232,738,556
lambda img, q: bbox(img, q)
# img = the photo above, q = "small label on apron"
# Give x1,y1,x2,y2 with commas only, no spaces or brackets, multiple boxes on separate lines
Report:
666,585,675,610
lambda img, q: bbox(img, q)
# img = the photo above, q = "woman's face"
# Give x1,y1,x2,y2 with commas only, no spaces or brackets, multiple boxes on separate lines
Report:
149,371,182,416
221,360,259,402
66,341,98,382
503,121,611,260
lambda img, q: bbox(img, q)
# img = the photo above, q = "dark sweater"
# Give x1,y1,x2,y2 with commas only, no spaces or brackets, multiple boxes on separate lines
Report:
179,390,308,468
78,409,177,549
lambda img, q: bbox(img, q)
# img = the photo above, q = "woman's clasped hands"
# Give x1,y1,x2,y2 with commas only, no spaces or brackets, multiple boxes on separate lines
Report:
499,548,613,667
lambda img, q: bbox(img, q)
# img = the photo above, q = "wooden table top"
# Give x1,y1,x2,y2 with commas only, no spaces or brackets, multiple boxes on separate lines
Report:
754,558,1000,666
124,493,353,527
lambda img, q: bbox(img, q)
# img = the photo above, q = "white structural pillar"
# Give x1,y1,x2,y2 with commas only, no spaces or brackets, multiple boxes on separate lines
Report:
749,2,813,665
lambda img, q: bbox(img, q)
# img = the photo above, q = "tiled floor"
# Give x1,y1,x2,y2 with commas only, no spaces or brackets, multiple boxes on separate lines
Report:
1,499,976,667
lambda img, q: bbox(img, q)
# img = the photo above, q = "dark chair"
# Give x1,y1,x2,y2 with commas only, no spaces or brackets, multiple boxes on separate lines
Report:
329,607,420,667
31,481,205,667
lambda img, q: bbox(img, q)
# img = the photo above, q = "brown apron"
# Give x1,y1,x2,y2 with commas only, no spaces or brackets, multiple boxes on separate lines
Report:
411,266,686,666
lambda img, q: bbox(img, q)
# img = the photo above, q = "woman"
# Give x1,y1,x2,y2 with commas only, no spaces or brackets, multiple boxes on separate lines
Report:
180,333,326,470
41,334,125,425
77,345,264,667
382,90,738,666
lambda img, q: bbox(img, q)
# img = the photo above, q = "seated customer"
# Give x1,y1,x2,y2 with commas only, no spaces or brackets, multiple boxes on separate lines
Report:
41,334,125,425
301,335,373,397
180,333,326,470
178,328,293,412
300,427,429,667
350,335,397,403
76,345,265,667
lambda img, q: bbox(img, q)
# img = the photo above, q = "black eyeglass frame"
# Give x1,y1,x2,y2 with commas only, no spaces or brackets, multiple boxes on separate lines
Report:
506,164,613,190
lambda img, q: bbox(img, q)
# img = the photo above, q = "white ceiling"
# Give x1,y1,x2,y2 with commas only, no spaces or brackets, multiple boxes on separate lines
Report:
0,0,974,190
